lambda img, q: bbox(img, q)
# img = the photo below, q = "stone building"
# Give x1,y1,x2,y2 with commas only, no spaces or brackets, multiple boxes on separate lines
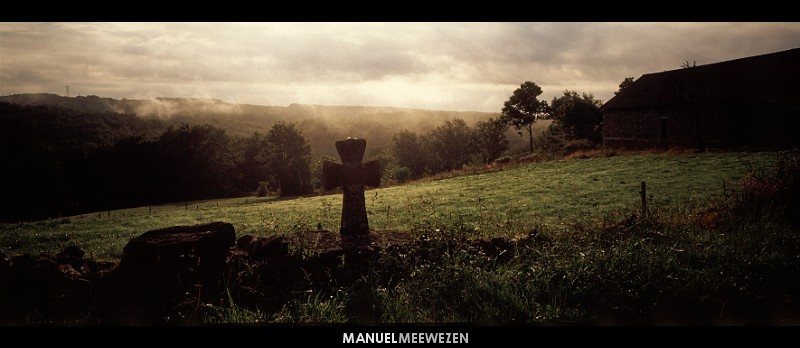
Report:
603,48,800,149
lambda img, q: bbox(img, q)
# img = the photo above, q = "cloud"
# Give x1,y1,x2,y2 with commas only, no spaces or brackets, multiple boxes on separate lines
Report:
1,22,799,111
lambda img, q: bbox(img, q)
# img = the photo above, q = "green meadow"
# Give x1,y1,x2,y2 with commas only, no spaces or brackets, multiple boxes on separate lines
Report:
0,151,775,260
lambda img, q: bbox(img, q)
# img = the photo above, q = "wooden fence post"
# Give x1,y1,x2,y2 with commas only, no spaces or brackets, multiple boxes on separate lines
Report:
640,181,647,216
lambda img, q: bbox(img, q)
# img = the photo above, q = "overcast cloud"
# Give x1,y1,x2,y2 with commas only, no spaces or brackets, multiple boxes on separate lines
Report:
1,22,798,112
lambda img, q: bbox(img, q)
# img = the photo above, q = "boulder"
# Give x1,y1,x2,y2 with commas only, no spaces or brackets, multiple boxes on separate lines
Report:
237,235,289,260
236,235,256,250
55,246,90,275
58,264,83,281
120,221,235,269
31,255,61,280
3,254,95,324
100,221,235,324
62,245,85,259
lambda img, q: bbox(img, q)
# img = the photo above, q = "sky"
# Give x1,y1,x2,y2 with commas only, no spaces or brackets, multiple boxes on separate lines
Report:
1,22,799,112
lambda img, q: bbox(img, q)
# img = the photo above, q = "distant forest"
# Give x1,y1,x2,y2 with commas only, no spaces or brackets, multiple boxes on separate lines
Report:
0,95,512,221
0,94,508,160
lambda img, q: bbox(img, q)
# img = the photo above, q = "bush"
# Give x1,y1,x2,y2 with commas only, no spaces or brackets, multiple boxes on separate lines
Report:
387,165,413,183
563,139,596,155
517,153,544,164
494,156,513,165
256,182,270,197
534,127,567,154
736,151,800,222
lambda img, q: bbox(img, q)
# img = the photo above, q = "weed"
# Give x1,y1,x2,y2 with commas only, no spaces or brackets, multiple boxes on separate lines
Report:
203,287,267,324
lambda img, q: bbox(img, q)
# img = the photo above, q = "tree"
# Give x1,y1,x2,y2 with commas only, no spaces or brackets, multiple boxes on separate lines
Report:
234,132,270,194
615,77,635,95
428,118,476,172
549,91,604,143
390,129,429,179
473,117,509,163
500,81,548,153
264,121,313,197
157,124,236,201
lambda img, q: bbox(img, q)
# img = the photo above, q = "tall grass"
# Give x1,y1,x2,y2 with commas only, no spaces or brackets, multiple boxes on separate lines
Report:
313,151,799,324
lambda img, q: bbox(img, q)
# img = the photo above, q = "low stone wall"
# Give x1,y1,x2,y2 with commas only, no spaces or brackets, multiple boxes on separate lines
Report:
0,222,413,324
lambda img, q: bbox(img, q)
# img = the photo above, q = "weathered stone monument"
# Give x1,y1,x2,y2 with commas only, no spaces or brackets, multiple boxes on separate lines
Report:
322,138,381,237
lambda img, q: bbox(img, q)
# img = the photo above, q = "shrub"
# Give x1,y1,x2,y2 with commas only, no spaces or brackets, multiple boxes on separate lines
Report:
517,153,544,164
494,156,513,165
563,139,596,155
736,151,800,222
387,165,413,183
256,182,270,197
534,127,567,154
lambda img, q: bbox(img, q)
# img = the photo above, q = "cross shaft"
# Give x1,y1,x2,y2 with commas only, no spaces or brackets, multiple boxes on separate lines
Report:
322,138,381,237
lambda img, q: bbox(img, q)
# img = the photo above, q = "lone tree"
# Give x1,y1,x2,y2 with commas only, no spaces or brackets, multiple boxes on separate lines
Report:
500,81,549,153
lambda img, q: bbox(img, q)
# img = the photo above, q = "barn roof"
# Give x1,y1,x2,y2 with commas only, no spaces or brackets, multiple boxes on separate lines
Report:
603,47,800,111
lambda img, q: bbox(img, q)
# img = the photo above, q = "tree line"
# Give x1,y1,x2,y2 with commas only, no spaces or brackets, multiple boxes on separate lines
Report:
0,80,608,222
382,81,606,182
0,94,501,161
0,102,311,222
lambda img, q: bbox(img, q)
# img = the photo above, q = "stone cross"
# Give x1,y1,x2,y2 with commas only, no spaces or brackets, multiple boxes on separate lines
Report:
322,138,381,237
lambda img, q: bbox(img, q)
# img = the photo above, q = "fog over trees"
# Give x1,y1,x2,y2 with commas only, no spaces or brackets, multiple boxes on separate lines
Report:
0,90,602,221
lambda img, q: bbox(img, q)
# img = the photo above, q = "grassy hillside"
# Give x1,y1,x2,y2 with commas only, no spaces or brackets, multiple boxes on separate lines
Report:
0,151,776,260
0,95,548,223
3,150,799,324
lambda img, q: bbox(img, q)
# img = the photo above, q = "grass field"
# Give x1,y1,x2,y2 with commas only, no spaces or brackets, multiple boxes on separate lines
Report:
0,151,777,260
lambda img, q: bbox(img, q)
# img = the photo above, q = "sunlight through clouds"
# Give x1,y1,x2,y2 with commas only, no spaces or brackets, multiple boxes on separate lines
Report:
1,22,798,111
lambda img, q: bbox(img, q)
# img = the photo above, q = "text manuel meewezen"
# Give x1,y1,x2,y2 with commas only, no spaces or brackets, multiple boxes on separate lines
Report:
343,332,469,344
